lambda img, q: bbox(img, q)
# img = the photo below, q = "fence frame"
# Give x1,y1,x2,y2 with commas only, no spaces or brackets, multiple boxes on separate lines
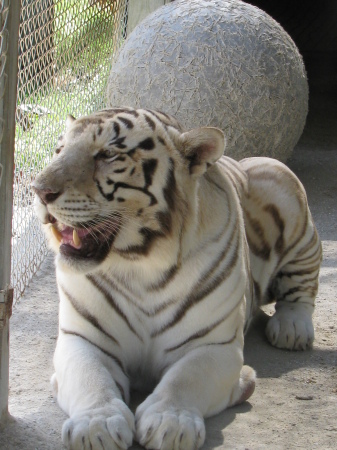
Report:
0,0,20,422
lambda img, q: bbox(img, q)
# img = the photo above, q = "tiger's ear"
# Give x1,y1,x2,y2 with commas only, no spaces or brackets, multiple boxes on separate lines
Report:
66,114,76,130
180,127,225,176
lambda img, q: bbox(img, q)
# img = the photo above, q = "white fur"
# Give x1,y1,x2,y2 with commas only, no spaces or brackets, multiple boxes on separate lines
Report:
33,109,321,449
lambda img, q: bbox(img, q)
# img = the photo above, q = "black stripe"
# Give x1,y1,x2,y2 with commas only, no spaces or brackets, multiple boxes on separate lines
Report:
118,227,165,256
142,159,158,188
113,121,120,137
245,165,295,186
275,225,321,283
60,285,120,345
294,229,319,260
278,285,318,302
94,109,116,118
109,137,126,149
127,148,136,158
101,108,139,118
280,264,321,277
294,246,322,264
144,110,167,125
244,168,307,263
264,204,285,253
165,307,240,352
114,156,126,162
144,114,156,130
297,274,320,284
194,224,238,288
151,227,239,336
244,209,271,261
71,117,104,137
60,328,125,374
123,110,139,117
98,273,176,316
98,108,134,116
118,117,134,129
202,329,238,347
144,109,181,131
155,210,172,234
148,264,178,291
87,275,143,341
96,179,157,206
275,204,310,268
138,137,155,150
163,158,176,211
156,110,171,119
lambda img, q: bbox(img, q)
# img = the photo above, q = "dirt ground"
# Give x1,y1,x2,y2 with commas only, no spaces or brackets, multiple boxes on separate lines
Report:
0,92,336,449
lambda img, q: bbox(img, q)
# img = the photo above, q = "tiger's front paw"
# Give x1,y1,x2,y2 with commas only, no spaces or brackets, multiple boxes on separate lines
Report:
62,400,135,450
265,302,314,350
135,394,205,450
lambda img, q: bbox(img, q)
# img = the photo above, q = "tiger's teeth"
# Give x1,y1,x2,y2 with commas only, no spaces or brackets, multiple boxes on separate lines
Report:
50,225,62,243
73,229,81,247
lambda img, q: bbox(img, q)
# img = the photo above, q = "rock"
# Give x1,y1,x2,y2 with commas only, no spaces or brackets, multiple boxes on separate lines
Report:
107,0,308,161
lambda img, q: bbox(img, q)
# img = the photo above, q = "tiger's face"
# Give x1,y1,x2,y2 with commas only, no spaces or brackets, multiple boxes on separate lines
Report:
32,108,224,272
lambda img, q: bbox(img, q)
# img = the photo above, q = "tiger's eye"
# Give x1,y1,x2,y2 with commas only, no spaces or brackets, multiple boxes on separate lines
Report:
95,150,119,163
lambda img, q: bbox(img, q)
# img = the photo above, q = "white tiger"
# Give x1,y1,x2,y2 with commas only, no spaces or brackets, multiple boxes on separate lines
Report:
33,108,322,450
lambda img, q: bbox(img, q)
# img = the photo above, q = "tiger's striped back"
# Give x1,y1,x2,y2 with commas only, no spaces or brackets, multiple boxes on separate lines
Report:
240,157,321,305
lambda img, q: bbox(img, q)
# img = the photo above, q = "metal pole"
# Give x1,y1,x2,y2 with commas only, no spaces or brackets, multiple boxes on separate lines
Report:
0,0,20,422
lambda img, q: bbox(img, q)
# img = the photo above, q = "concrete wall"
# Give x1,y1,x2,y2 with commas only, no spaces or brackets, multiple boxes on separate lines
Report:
127,0,171,34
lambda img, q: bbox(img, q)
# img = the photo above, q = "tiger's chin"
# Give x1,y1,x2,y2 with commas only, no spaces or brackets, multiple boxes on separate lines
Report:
46,214,121,273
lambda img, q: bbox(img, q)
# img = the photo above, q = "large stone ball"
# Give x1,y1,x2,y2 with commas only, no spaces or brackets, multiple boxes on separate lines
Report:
107,0,308,161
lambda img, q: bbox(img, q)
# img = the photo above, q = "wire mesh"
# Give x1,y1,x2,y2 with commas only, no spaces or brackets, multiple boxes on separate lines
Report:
12,0,128,303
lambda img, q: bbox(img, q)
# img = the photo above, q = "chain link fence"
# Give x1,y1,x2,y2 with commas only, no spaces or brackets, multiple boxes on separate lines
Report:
12,0,128,303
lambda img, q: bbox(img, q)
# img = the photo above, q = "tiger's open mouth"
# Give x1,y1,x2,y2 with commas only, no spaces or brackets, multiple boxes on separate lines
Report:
47,214,121,261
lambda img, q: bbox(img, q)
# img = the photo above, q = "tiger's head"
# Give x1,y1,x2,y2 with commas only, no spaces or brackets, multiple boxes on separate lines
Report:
32,108,225,273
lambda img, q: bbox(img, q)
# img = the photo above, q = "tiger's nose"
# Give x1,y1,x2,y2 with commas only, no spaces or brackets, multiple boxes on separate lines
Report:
31,184,61,205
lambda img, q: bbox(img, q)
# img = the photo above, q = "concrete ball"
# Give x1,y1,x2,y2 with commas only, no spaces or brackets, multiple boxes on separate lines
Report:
107,0,308,161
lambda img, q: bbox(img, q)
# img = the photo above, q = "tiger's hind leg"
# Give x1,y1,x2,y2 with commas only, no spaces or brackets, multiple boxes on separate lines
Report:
265,232,322,351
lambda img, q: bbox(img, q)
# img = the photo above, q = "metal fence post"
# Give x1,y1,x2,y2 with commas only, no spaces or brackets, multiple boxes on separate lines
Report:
0,0,20,422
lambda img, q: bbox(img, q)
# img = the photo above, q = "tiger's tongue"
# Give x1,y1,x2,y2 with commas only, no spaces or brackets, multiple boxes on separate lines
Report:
51,225,90,249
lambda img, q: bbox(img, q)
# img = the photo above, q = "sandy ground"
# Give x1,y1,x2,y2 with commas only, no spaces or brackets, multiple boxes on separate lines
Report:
0,93,336,449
